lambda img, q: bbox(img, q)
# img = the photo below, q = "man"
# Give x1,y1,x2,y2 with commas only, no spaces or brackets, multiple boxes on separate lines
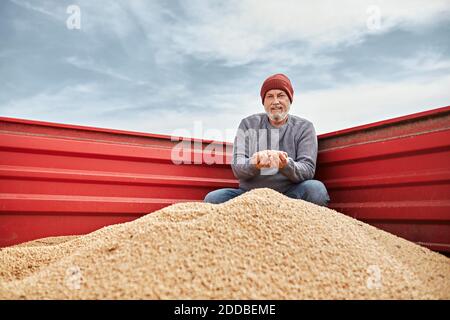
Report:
204,73,330,206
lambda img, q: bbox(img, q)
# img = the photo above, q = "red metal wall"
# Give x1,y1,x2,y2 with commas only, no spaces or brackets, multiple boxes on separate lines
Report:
316,105,450,253
0,118,237,247
1,106,449,252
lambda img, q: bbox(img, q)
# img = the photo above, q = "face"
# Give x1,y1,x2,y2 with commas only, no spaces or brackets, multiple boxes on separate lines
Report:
263,89,291,122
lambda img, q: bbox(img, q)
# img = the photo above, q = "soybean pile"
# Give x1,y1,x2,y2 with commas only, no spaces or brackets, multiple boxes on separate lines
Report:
1,188,449,299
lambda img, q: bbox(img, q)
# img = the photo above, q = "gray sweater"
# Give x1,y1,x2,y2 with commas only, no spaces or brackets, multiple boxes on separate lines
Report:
231,113,318,193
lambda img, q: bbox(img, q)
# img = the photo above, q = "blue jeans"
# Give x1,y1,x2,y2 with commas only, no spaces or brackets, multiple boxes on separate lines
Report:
204,180,330,207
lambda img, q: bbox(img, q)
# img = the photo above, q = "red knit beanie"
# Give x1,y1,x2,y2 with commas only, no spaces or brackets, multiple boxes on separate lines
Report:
260,73,294,104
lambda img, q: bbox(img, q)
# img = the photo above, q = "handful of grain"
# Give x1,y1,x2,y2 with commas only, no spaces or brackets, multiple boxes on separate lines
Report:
250,150,288,169
0,188,448,299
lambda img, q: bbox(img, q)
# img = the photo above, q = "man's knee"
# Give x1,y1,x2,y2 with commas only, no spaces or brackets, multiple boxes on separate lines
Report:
289,180,330,207
204,189,223,204
303,180,330,207
204,188,243,204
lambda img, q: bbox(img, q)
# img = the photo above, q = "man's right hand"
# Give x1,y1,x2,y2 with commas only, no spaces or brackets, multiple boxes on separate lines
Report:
250,150,288,169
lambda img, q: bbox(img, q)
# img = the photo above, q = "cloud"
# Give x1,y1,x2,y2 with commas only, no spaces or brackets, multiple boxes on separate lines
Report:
8,0,63,20
298,73,450,135
64,56,154,87
170,0,450,66
0,83,112,120
397,50,450,72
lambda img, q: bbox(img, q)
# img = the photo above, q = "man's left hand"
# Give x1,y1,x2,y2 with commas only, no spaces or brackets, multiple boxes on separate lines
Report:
278,151,289,169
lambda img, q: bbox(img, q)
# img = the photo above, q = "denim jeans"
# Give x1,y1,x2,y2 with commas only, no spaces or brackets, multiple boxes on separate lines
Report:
204,180,330,207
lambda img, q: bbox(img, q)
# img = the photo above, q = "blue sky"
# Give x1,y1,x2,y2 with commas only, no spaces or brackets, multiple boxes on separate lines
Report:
1,0,450,141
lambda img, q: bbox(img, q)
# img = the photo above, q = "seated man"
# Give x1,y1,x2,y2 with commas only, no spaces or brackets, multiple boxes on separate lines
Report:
204,73,330,207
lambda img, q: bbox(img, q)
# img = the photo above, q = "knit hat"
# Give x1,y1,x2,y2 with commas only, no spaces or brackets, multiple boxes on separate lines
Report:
260,73,294,104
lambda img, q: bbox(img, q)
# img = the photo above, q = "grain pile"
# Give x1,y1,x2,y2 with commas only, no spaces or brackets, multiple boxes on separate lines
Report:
0,188,449,299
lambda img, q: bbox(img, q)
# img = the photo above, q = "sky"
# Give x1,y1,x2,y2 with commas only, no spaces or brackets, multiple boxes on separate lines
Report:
1,0,450,142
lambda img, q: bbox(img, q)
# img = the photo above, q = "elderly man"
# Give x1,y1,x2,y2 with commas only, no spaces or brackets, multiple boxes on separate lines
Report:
204,73,330,206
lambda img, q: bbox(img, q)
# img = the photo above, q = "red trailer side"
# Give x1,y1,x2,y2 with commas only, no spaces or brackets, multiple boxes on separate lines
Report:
1,105,449,252
0,118,236,247
316,105,450,253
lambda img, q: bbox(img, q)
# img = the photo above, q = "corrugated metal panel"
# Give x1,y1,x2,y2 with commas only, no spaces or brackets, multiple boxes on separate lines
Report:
315,105,450,253
0,117,237,247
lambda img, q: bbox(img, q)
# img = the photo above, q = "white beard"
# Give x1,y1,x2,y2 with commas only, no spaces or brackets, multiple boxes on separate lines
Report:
267,108,289,122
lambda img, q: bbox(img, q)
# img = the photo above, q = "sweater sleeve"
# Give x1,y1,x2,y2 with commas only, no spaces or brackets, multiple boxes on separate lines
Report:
279,121,317,183
231,120,260,180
